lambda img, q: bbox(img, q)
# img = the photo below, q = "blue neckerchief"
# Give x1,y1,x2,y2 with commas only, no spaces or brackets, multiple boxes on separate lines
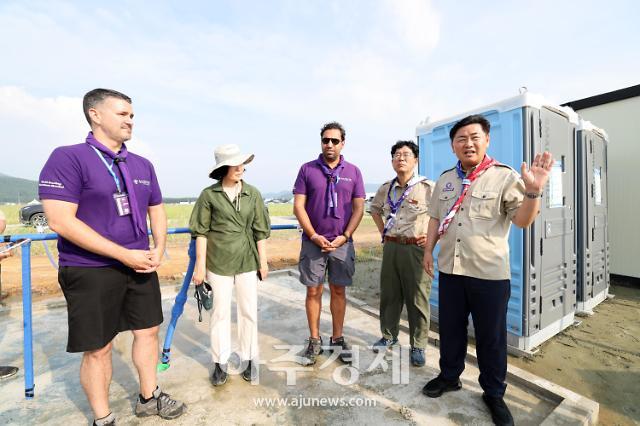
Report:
381,174,426,241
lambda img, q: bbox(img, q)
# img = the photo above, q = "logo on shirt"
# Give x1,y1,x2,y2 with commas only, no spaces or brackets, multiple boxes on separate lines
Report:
336,177,353,183
133,179,151,186
443,182,455,192
39,180,64,189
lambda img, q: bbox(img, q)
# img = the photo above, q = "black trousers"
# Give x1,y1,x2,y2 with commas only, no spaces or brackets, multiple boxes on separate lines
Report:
438,272,510,397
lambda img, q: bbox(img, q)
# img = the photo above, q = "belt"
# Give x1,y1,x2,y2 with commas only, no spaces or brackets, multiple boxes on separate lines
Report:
384,235,419,245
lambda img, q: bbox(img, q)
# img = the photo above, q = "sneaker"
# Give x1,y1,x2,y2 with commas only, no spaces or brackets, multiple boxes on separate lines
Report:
372,337,398,353
482,393,514,426
242,360,258,382
135,387,186,420
210,362,228,386
299,337,323,366
422,375,462,398
410,347,425,367
330,336,353,364
0,366,19,379
93,412,116,426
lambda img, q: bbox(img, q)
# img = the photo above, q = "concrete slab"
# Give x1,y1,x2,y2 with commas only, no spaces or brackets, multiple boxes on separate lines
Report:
0,271,597,425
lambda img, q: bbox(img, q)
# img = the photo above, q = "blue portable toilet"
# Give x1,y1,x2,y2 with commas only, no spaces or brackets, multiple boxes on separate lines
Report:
416,93,578,352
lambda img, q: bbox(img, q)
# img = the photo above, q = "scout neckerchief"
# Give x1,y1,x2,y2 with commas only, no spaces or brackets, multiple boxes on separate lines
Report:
438,155,499,236
86,132,147,237
315,154,345,219
382,174,426,242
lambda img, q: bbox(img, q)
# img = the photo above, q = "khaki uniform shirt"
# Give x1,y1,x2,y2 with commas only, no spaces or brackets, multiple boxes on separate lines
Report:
428,165,525,280
370,177,435,238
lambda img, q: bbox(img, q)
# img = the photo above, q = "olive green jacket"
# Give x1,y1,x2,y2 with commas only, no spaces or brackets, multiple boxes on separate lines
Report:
189,181,270,276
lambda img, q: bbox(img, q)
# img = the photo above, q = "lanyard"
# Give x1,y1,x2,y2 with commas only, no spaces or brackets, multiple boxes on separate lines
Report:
382,175,424,241
91,146,122,193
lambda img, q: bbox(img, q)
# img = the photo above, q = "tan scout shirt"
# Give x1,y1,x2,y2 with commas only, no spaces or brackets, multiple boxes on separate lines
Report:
370,177,435,238
428,165,525,280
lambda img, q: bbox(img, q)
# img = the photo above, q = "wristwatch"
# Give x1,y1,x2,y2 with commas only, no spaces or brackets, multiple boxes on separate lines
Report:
525,192,542,199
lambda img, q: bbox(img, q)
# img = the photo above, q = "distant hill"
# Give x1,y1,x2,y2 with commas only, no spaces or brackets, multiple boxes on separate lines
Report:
0,173,39,203
0,172,382,204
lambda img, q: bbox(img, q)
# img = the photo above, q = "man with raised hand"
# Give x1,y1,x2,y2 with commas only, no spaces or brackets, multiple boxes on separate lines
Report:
421,114,554,426
39,88,185,425
293,121,366,365
369,141,434,367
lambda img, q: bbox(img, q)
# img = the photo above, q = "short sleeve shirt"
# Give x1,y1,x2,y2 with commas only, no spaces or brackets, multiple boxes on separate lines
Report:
39,141,162,267
428,165,525,280
293,157,366,240
370,178,434,238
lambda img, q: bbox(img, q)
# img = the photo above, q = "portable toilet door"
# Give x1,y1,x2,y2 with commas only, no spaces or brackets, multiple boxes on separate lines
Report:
521,105,577,349
576,121,610,313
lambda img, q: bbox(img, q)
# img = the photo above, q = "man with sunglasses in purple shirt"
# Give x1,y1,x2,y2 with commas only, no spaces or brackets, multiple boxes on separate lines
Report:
39,88,185,425
293,122,366,365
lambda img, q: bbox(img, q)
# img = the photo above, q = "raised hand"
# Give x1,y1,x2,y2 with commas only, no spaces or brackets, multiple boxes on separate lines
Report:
520,151,555,193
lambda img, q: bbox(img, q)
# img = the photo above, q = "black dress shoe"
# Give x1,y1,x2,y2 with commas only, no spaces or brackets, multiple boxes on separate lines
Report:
482,393,514,426
422,375,462,398
210,362,228,386
242,361,258,382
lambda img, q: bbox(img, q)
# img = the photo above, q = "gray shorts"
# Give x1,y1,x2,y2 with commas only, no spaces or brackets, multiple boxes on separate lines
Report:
298,239,356,287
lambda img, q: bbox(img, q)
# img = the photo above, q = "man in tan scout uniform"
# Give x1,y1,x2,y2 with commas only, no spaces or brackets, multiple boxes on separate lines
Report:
421,115,554,426
370,141,434,367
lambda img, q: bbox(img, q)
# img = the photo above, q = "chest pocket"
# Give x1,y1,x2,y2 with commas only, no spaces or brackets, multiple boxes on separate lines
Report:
438,192,456,219
407,198,427,214
469,190,499,220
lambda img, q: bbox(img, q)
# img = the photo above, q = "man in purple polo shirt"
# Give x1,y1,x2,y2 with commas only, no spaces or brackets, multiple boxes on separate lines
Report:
39,88,185,425
293,121,366,365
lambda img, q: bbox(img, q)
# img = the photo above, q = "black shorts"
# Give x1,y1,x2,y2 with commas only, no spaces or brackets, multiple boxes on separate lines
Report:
58,265,164,353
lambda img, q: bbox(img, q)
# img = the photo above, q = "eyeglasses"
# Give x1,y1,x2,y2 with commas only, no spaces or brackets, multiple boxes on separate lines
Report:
392,153,415,160
321,137,342,145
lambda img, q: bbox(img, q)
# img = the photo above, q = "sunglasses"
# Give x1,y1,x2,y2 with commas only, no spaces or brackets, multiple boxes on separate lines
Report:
321,137,342,145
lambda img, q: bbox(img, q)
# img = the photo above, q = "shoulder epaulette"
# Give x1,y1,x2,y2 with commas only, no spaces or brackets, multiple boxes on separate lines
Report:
439,166,456,177
494,163,517,172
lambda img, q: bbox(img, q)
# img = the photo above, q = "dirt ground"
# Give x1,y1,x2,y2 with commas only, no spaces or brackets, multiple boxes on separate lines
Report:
1,222,638,425
351,261,640,426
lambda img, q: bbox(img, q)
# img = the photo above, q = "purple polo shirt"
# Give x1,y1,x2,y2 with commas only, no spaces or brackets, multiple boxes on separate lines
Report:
293,156,366,240
38,137,162,267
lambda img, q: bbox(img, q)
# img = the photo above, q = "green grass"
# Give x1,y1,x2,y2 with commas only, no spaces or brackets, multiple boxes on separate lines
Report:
267,203,293,216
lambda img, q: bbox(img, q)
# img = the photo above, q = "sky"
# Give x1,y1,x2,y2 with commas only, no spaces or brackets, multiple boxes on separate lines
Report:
0,0,638,197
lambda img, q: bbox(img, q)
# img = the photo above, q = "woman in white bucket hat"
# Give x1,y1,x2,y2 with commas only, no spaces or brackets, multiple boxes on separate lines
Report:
189,144,270,385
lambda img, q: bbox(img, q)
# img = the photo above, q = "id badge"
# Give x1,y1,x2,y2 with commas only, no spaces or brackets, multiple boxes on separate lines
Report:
113,192,131,216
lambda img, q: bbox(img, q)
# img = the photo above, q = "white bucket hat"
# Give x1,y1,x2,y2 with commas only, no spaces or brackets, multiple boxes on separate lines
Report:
210,144,254,174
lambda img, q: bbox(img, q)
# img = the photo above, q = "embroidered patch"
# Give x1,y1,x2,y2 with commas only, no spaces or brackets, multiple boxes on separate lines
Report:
443,182,455,192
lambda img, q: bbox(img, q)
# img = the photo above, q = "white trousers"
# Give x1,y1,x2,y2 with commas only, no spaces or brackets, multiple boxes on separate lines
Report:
207,270,259,364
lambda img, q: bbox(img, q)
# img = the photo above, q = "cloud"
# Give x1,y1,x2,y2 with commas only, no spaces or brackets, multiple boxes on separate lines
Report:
0,86,157,180
384,0,440,52
0,86,86,180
